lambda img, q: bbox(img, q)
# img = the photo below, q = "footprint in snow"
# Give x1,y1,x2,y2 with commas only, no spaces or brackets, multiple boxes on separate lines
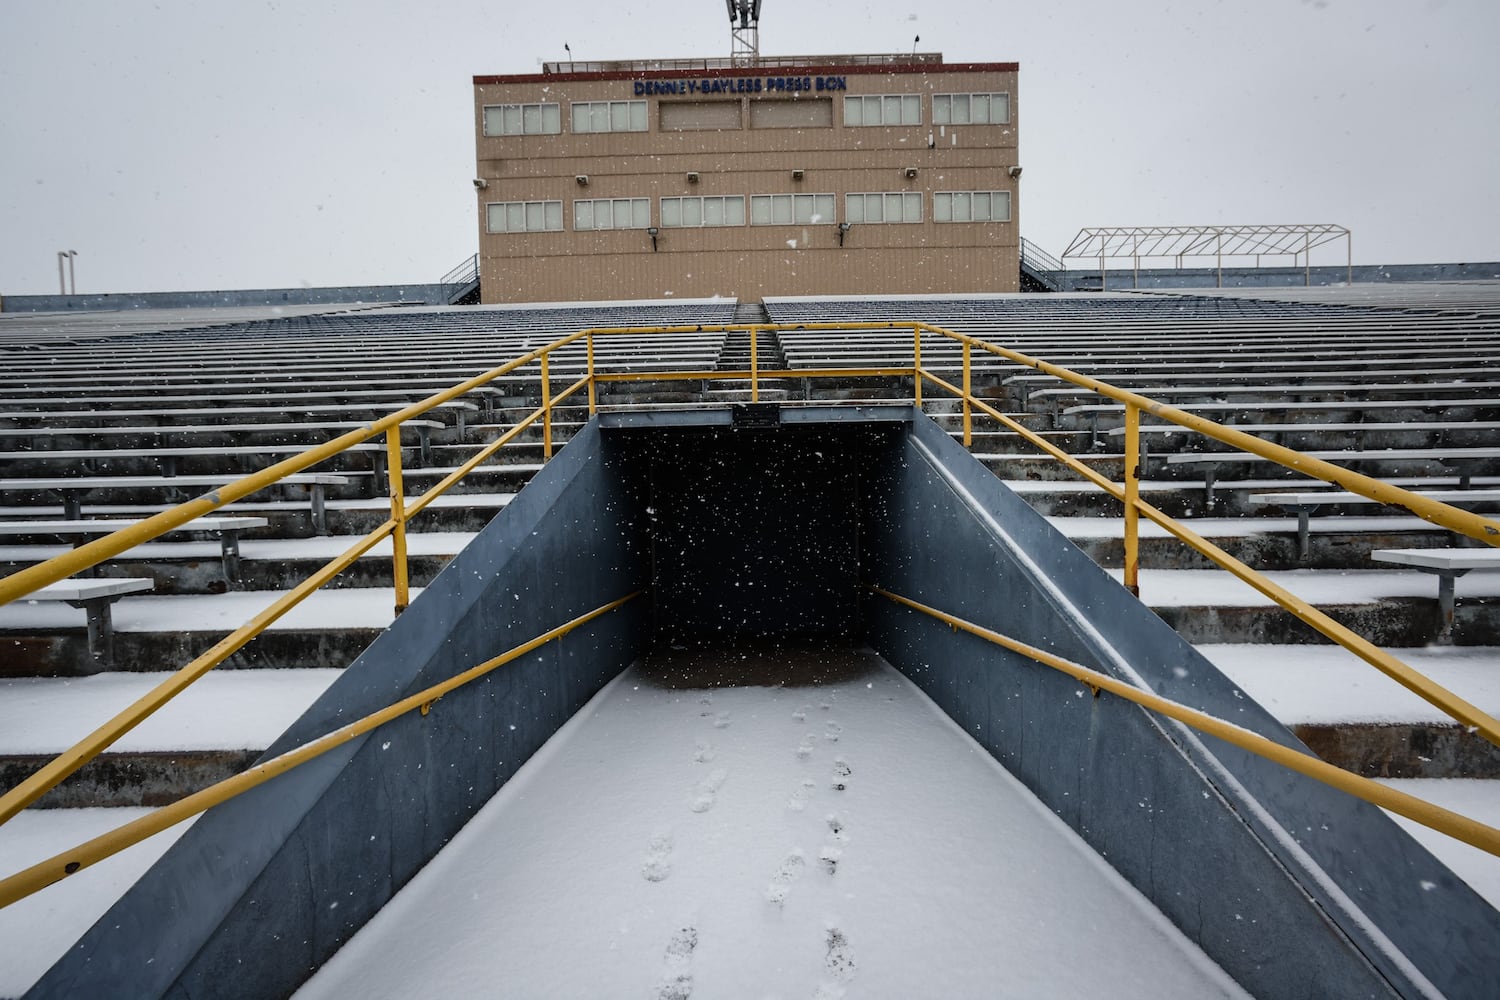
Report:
691,768,729,813
766,851,805,906
642,833,673,883
788,778,816,812
820,925,856,991
656,924,698,1000
712,711,732,729
819,815,847,875
823,721,843,743
693,740,715,764
792,706,809,723
795,734,818,760
831,758,851,792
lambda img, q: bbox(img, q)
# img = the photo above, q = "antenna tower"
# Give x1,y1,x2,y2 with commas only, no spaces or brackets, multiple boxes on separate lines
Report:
726,0,762,65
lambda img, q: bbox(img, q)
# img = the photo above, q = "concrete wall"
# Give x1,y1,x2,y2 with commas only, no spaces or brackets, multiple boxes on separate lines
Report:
0,285,446,313
29,421,652,999
859,414,1500,999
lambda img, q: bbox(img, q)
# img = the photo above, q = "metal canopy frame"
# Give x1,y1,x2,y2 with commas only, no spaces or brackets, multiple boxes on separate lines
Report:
1062,224,1352,289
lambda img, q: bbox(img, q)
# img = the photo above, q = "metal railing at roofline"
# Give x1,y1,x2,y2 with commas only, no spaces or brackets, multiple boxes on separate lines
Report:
542,53,945,74
3,321,1500,907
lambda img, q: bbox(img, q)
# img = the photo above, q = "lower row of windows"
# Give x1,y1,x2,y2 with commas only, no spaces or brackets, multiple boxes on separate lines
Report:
487,192,1011,233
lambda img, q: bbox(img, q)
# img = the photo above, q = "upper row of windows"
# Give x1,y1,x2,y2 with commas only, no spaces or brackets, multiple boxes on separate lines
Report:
486,190,1012,233
482,92,1011,136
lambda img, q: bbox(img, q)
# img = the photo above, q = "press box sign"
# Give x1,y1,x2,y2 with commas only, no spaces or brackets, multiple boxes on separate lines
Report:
634,76,848,97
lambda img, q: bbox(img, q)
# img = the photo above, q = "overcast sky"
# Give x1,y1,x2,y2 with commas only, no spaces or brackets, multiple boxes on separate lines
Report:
2,0,1496,295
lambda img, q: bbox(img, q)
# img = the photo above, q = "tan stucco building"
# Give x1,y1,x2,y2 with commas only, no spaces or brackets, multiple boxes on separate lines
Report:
472,54,1019,303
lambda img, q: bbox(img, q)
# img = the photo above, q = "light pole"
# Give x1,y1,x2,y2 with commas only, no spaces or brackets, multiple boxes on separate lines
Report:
56,250,77,295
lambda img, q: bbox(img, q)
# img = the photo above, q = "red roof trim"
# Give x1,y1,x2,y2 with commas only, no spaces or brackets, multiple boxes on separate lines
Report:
474,62,1018,86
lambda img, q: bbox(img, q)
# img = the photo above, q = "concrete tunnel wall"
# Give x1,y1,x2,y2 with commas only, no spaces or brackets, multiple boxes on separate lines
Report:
31,408,1500,998
30,422,654,999
860,414,1500,1000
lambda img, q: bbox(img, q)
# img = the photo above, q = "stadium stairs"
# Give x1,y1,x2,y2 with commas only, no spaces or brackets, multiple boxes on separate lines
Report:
2,288,1500,996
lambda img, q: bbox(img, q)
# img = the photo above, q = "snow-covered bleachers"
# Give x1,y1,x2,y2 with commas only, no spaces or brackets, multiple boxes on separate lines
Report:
0,298,733,807
2,287,1499,992
764,288,1500,780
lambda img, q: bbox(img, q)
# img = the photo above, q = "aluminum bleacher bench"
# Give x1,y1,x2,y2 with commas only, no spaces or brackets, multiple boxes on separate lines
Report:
0,516,268,581
1100,420,1500,454
17,577,154,663
1064,398,1500,436
1002,366,1500,404
1250,489,1500,559
0,419,447,466
1370,547,1500,638
1166,447,1500,503
0,473,348,534
0,443,391,489
0,401,480,434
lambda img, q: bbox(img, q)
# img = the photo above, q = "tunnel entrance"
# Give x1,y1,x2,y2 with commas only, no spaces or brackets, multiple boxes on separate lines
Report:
603,411,905,646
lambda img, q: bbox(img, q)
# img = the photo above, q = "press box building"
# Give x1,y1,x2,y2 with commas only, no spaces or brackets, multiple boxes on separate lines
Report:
472,53,1019,303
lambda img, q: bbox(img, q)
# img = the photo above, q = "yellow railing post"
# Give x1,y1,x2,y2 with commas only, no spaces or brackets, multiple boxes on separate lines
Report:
913,325,923,408
750,326,760,403
385,426,410,615
586,333,597,414
962,339,973,448
540,350,553,461
1123,403,1141,597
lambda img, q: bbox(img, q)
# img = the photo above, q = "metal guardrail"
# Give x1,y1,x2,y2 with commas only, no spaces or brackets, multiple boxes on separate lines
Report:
1020,237,1064,274
3,320,1499,908
438,253,479,305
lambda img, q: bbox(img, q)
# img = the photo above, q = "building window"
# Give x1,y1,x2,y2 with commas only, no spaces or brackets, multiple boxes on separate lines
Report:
750,193,836,225
482,103,562,136
660,101,743,131
845,192,922,224
486,200,564,233
844,94,921,126
571,101,648,133
749,99,834,129
574,198,651,230
932,93,1011,126
933,191,1012,223
660,196,746,228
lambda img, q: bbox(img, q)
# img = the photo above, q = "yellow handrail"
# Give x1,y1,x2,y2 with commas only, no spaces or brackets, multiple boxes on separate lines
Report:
0,331,589,606
872,587,1500,857
0,335,589,821
916,367,1500,748
930,324,1500,547
3,317,1496,879
0,592,639,909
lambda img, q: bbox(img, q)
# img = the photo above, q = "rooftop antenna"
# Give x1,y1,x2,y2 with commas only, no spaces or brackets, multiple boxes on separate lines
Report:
726,0,761,65
912,35,920,57
563,42,572,65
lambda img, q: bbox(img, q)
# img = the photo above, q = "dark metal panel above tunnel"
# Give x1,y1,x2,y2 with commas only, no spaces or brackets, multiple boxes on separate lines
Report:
596,403,914,430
